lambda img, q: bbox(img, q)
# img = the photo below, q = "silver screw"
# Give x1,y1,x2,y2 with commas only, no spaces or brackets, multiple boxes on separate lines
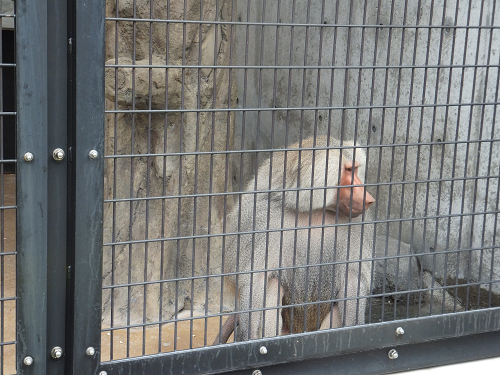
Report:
252,370,262,375
52,148,65,162
395,327,404,336
23,356,34,366
51,346,63,359
388,349,399,360
89,150,99,159
99,371,108,375
86,347,95,356
23,152,34,162
259,346,268,355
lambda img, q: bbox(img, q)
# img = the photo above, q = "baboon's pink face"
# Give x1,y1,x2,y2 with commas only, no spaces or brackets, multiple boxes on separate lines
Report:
336,161,375,218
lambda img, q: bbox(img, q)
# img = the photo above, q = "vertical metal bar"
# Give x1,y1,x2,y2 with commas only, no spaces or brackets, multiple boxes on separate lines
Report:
389,0,410,320
218,0,236,343
69,0,105,373
258,0,269,339
242,0,253,342
298,0,312,333
272,0,283,337
440,0,462,313
413,0,436,316
286,0,297,335
425,0,448,314
46,0,69,373
0,8,5,375
142,0,154,356
453,0,475,313
465,0,488,312
16,0,48,373
158,0,171,354
109,0,121,361
127,0,137,359
205,0,219,346
402,0,424,318
365,0,383,324
485,4,500,308
189,0,198,350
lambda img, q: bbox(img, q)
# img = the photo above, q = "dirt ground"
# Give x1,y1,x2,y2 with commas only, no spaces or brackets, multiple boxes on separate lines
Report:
1,173,16,375
101,312,233,361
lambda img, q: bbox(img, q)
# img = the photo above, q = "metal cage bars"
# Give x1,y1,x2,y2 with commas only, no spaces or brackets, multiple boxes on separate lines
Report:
100,0,500,373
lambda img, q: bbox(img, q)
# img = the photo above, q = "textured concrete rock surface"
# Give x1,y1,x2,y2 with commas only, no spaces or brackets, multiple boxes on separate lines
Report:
103,0,237,325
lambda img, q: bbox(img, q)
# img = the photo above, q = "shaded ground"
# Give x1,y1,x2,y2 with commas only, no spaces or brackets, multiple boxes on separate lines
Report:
1,173,16,375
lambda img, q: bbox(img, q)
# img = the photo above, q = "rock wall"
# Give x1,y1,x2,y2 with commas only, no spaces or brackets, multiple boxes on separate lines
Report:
103,0,236,325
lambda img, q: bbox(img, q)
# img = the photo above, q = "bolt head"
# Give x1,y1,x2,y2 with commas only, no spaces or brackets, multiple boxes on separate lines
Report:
89,150,99,159
86,347,95,356
51,346,63,359
388,349,399,360
252,371,262,375
396,327,405,336
99,371,108,375
23,152,34,162
23,356,34,366
52,148,65,161
259,346,267,355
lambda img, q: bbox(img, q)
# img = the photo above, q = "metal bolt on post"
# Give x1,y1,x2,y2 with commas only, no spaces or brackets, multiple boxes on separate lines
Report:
388,349,399,360
23,356,34,366
23,152,34,162
51,346,63,359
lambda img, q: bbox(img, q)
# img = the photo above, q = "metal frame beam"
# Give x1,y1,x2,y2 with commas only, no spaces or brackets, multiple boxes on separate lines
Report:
99,308,500,374
65,0,105,373
15,0,49,373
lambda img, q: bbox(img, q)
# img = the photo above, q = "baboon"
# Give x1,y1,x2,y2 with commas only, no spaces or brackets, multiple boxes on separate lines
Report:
217,136,375,343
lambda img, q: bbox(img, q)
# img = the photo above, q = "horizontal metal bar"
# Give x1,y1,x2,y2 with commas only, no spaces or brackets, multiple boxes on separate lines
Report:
0,251,16,256
0,206,17,210
105,101,500,114
105,17,500,30
221,330,500,375
0,296,16,302
104,138,500,159
104,139,500,159
0,112,16,116
105,63,500,70
0,63,15,68
0,341,16,347
0,159,17,163
99,309,500,374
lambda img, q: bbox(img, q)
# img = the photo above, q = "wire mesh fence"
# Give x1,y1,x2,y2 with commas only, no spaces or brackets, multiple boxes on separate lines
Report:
103,0,500,364
0,1,16,373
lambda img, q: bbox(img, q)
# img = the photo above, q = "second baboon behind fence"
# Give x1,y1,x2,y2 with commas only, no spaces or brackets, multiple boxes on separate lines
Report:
218,136,376,342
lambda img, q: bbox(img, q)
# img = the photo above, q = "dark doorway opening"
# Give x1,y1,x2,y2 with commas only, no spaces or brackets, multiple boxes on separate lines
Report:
2,29,15,173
